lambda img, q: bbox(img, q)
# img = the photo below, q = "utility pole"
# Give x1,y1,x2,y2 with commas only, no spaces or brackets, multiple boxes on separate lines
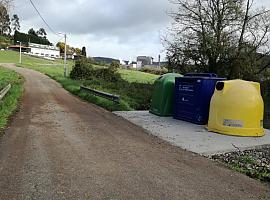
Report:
64,33,67,77
17,41,22,64
59,32,68,77
158,54,161,69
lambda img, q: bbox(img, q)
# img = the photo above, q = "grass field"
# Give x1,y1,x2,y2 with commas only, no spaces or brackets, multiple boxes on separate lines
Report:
0,67,23,132
119,69,158,83
0,50,158,111
0,51,158,83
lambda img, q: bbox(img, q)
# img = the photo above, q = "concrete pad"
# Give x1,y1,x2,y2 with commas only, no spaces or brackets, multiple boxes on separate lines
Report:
114,111,270,156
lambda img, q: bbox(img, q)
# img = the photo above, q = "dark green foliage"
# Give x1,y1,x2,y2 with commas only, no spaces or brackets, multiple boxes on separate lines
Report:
110,61,120,68
140,66,168,75
70,58,154,110
28,28,37,36
14,30,51,45
11,14,20,32
70,58,121,82
81,77,154,110
93,67,121,82
36,28,47,38
260,80,270,129
70,58,94,80
82,46,86,57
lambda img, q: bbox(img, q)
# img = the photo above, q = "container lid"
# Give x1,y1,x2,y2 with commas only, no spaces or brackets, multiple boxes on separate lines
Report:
184,73,218,78
176,76,226,81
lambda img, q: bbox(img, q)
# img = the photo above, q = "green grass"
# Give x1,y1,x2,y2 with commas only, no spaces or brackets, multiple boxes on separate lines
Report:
119,69,158,83
0,67,24,132
213,153,270,183
0,50,158,111
230,158,270,183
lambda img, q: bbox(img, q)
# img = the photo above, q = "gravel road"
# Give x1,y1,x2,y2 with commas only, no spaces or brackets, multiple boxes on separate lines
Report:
0,64,269,200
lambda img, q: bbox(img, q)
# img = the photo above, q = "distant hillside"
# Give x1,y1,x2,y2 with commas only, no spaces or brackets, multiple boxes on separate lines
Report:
93,57,119,64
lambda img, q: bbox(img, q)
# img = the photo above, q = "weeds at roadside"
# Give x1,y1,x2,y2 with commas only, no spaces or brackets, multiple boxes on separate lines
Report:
0,67,24,134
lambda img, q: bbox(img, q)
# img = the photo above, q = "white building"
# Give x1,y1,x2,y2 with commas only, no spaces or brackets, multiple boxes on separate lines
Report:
137,56,153,67
28,43,60,59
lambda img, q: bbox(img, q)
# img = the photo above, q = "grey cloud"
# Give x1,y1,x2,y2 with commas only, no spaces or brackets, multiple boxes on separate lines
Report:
15,0,171,37
12,0,173,59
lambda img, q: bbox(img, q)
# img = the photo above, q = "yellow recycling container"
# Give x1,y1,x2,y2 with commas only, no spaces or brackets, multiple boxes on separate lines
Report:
207,80,264,137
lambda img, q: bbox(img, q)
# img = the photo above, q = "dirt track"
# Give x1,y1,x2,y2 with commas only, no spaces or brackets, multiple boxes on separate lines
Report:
0,64,269,200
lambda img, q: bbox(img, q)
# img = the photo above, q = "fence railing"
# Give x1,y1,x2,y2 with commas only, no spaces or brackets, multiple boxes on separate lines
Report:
0,84,11,101
80,86,120,103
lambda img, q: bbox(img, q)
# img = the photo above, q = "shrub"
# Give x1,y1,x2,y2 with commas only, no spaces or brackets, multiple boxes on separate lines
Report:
110,61,120,69
82,77,154,110
70,58,155,111
70,58,94,80
70,58,121,82
93,67,121,82
140,66,168,75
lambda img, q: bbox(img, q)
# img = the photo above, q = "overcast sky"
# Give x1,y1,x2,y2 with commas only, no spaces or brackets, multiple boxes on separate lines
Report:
12,0,270,61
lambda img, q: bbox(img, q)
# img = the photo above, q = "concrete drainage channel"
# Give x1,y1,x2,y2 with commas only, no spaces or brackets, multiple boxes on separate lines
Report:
114,111,270,156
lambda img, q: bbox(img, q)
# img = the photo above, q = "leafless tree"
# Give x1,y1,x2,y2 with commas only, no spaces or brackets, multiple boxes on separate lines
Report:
165,0,270,79
0,0,13,11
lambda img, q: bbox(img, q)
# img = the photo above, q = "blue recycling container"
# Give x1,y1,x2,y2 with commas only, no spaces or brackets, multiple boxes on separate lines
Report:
173,73,226,125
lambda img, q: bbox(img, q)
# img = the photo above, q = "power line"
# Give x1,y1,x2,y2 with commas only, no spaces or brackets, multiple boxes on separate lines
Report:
29,0,59,36
54,35,65,45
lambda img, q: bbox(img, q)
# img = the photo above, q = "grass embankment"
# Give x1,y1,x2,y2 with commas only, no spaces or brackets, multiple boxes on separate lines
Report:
0,67,23,132
0,50,158,111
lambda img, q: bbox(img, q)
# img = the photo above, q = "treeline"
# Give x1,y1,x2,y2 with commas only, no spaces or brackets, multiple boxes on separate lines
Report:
14,31,51,46
1,1,52,46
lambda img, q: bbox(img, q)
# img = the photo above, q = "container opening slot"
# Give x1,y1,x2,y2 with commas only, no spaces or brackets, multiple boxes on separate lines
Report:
216,82,224,91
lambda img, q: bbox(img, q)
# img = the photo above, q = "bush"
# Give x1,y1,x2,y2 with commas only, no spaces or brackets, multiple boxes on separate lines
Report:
92,67,121,82
82,78,154,110
70,58,94,80
70,58,155,111
140,66,168,75
110,61,120,68
70,58,121,81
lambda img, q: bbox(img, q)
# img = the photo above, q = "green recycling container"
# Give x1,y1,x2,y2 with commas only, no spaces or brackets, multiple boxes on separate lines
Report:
150,73,182,116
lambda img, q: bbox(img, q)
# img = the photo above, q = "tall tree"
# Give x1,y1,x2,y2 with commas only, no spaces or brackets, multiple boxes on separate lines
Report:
37,28,47,38
75,48,82,55
0,0,13,11
11,14,20,32
28,28,37,37
57,42,66,54
165,0,270,79
0,4,11,35
82,46,86,57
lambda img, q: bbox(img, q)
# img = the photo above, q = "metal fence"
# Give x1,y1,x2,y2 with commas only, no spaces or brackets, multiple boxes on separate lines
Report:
0,84,11,101
80,86,120,103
